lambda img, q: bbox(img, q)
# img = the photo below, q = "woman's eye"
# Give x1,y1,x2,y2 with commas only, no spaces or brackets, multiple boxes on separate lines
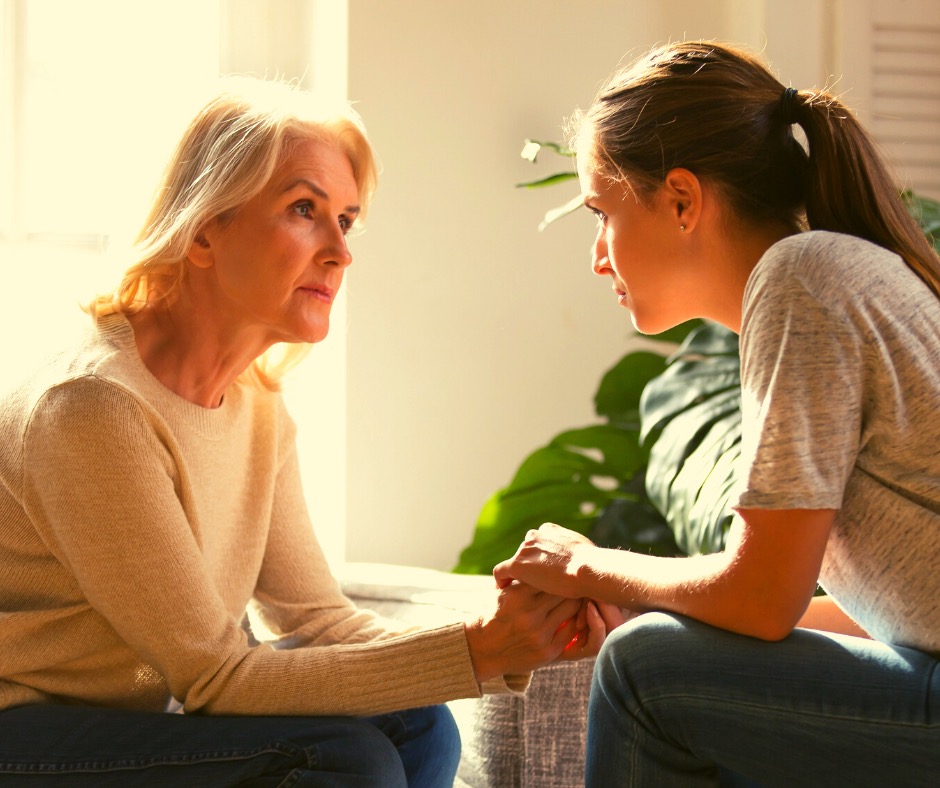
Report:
587,205,607,224
293,200,313,217
339,215,354,234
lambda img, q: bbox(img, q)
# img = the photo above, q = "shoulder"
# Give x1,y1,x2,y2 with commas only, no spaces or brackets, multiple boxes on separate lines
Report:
1,318,134,436
747,231,899,302
23,378,155,458
742,230,932,339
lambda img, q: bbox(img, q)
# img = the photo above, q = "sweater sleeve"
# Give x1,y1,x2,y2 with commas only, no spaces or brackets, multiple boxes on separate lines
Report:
21,378,482,716
248,417,407,648
250,438,533,697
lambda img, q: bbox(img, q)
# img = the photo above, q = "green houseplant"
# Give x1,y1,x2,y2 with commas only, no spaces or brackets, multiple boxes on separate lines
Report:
453,140,940,574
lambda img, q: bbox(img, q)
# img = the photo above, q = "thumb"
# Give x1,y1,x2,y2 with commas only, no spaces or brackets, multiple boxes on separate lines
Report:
492,560,515,589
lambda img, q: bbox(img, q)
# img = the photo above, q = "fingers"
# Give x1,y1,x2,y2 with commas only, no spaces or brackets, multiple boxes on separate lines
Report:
501,583,582,647
493,559,515,589
471,588,617,679
575,599,589,631
492,538,536,589
579,601,608,656
493,524,597,598
596,601,628,632
544,594,583,632
558,601,606,661
551,615,583,656
503,583,581,634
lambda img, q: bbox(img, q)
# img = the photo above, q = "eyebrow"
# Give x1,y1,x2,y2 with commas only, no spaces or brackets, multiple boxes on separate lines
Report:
283,178,361,215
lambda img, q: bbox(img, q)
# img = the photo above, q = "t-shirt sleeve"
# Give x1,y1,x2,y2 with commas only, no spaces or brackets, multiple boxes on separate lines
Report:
732,250,866,511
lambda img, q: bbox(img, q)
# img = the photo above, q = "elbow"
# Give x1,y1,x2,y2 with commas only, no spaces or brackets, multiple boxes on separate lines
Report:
745,602,806,642
750,619,797,642
722,598,804,642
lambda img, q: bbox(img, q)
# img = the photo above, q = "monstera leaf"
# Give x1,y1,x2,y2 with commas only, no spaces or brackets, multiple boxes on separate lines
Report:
640,322,741,556
456,141,940,575
453,346,684,575
905,191,940,243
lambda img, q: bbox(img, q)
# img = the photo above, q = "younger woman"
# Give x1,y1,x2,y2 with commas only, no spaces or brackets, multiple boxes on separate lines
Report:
496,41,939,786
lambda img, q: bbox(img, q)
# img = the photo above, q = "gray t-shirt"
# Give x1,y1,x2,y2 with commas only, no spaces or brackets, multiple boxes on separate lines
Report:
733,230,939,655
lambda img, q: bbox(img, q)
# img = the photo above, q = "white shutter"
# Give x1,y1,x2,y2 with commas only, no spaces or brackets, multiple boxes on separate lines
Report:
838,0,940,199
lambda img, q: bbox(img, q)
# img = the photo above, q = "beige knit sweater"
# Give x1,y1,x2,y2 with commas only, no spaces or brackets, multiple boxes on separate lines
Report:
0,315,496,716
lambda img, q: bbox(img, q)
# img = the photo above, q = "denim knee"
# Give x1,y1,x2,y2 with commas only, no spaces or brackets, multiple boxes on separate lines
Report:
406,703,461,762
364,704,460,788
595,612,689,692
306,718,408,787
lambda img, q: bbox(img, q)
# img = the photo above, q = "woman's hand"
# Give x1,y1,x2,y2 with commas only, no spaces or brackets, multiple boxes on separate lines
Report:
493,523,598,598
555,599,629,662
464,580,585,683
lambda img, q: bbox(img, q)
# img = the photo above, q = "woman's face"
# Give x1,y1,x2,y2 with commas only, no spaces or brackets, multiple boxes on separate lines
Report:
577,159,695,335
197,138,360,346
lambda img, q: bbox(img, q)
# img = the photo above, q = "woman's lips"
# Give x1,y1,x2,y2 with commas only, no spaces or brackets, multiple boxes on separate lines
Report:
301,285,335,304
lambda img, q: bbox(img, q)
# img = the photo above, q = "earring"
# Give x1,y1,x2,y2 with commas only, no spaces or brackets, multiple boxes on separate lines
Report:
679,224,687,232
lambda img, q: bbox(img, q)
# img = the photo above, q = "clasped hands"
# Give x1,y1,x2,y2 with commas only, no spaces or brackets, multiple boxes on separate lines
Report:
465,523,625,684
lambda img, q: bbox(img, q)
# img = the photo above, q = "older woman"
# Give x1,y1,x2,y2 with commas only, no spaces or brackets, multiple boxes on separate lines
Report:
0,78,614,786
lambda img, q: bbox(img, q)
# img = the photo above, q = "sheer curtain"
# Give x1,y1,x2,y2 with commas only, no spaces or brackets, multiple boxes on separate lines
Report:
1,0,221,375
1,0,350,564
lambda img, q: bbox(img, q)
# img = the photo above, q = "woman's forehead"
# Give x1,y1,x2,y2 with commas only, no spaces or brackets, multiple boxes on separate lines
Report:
269,140,357,196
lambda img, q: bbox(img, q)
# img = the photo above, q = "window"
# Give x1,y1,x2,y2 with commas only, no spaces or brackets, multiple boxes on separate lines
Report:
0,0,222,392
837,0,940,200
870,21,940,199
1,0,351,564
2,0,220,244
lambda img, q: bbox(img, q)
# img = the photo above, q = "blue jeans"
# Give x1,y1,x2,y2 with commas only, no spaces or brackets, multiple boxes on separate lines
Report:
587,612,939,787
0,703,460,786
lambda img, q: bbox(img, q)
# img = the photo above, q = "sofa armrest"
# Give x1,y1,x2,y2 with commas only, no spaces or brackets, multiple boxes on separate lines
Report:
336,561,495,624
519,659,594,787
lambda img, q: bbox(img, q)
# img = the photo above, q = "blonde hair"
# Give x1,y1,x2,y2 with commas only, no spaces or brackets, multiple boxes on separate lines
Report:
88,77,379,390
571,41,940,299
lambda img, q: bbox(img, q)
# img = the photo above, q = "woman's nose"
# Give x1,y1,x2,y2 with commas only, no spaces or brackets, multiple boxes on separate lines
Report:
323,228,353,268
592,235,611,276
334,242,353,268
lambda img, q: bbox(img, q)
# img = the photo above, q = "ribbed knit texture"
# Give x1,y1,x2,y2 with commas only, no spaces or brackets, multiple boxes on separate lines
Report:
0,315,484,715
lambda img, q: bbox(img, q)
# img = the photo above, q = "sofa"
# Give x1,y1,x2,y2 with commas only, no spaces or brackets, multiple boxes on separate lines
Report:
338,562,595,788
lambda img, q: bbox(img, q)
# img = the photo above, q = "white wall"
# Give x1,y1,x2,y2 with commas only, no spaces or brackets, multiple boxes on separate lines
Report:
339,0,837,569
219,0,355,573
4,0,868,573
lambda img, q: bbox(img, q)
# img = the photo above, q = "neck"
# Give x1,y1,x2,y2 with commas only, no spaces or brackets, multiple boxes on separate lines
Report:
704,221,796,333
128,296,272,409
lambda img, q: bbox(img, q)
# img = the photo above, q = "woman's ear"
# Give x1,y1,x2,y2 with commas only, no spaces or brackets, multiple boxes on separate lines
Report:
187,225,215,269
662,168,703,233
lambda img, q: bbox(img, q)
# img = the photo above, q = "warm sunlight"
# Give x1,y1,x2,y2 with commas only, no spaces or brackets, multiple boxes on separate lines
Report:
1,0,351,564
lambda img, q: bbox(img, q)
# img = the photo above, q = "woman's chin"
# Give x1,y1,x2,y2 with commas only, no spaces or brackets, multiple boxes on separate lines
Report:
293,318,331,345
630,311,682,337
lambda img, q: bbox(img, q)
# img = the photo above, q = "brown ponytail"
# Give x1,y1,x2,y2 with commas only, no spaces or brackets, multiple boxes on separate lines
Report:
792,89,940,297
573,40,940,299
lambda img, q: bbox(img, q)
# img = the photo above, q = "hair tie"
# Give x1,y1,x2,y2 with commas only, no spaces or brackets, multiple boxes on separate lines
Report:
780,87,799,125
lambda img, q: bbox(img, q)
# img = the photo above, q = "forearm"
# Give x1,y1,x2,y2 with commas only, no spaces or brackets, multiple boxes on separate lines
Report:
572,545,792,639
497,512,832,642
